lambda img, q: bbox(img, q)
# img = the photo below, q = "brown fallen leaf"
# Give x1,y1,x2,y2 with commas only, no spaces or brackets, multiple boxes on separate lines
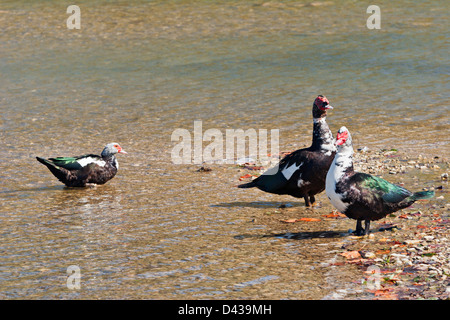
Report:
280,217,322,223
340,251,361,259
239,173,253,181
298,217,321,222
243,165,264,171
323,212,347,219
280,218,299,223
346,258,368,264
373,288,398,300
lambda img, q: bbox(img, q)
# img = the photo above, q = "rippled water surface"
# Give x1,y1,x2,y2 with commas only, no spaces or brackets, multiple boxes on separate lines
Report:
0,0,448,299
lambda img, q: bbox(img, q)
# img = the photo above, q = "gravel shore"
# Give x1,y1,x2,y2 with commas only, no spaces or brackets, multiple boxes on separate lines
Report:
238,147,449,299
318,148,449,299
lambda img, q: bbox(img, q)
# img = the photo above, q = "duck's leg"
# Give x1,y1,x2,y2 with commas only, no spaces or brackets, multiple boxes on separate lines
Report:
355,219,363,236
309,195,316,207
363,220,371,235
304,196,311,207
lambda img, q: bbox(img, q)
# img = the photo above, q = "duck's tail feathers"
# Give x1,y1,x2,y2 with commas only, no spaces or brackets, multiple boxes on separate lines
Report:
36,156,56,167
36,156,71,184
237,181,257,188
411,190,435,201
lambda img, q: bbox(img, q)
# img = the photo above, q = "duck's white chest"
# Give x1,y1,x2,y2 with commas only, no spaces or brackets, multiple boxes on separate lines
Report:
325,158,350,213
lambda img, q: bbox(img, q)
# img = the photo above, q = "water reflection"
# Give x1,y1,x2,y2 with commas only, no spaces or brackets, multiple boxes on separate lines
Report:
1,0,448,299
234,230,344,240
212,201,303,208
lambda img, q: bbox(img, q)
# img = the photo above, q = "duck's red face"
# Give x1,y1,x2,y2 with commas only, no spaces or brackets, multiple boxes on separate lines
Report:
114,144,127,154
336,130,349,146
314,95,333,111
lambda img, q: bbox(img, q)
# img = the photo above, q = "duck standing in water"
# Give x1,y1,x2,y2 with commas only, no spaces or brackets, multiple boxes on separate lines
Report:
36,142,127,187
238,95,336,207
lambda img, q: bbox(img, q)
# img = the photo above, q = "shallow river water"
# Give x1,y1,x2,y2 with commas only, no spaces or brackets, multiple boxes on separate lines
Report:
0,0,448,299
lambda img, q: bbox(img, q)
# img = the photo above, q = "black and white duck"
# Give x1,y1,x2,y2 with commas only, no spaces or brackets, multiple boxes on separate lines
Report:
36,142,127,187
238,95,336,207
325,126,434,235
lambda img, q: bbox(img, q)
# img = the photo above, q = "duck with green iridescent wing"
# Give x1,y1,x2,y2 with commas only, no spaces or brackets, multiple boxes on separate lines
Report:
325,127,434,235
36,143,127,187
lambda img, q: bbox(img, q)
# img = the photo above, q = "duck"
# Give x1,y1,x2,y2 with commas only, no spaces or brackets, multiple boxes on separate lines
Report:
36,142,127,187
325,126,434,235
238,95,336,207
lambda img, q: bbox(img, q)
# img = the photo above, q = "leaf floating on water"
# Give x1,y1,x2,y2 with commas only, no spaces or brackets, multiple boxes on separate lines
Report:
298,217,321,222
280,217,321,223
280,218,298,223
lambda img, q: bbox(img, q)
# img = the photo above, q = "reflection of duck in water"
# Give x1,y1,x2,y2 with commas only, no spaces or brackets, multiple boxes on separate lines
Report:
326,127,434,235
36,143,127,187
238,95,335,207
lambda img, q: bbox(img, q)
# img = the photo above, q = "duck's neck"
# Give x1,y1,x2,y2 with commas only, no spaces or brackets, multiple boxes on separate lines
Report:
329,147,354,182
311,117,335,155
103,154,119,170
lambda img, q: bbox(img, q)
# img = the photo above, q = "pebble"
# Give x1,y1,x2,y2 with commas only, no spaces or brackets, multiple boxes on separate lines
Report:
315,150,449,299
360,251,376,259
428,267,442,275
404,239,421,245
358,146,369,153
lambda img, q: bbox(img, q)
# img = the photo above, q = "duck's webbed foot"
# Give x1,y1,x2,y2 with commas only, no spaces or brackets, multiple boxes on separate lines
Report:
304,195,317,208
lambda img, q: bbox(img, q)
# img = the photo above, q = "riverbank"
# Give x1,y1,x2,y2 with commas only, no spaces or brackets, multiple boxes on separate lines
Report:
235,148,449,299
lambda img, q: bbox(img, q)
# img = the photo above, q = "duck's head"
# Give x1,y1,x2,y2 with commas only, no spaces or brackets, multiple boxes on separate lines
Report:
312,95,333,119
101,143,127,157
335,126,353,151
